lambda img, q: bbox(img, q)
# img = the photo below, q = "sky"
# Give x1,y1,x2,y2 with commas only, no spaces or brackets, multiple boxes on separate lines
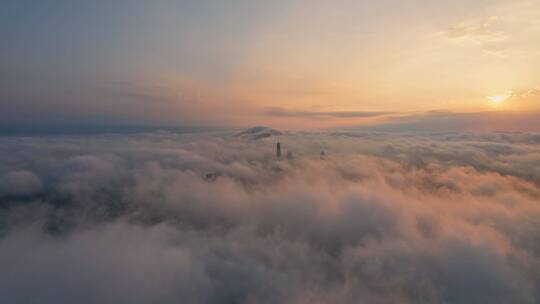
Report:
1,0,540,132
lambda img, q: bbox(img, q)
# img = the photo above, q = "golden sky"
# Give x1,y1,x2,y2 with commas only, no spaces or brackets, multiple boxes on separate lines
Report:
1,0,539,130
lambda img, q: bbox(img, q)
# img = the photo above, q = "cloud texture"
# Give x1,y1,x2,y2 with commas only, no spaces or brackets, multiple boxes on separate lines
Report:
0,131,539,303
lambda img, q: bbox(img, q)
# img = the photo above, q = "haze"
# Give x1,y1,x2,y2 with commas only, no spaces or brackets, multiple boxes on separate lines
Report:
2,0,540,132
1,2,540,303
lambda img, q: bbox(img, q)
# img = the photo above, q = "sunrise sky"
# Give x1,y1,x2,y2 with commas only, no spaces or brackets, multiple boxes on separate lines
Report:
1,0,540,131
3,2,540,302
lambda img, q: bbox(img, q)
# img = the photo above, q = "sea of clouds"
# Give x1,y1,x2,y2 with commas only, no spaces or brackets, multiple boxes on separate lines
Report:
0,130,539,303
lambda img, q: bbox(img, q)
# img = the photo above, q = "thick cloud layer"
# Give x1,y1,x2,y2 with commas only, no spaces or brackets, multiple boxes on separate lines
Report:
0,131,539,303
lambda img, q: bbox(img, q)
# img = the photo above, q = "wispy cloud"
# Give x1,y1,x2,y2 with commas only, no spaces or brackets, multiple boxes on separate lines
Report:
264,107,394,119
348,110,540,132
509,86,540,98
440,16,510,58
268,89,334,97
443,16,506,44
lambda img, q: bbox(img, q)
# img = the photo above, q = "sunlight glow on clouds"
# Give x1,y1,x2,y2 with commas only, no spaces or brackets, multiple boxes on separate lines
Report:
488,94,509,105
1,131,540,303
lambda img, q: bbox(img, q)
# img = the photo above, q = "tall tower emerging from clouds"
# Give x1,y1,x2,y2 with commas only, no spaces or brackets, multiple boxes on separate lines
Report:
276,142,282,159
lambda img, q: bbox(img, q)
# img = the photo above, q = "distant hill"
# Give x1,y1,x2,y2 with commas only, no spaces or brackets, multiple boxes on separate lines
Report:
235,126,283,140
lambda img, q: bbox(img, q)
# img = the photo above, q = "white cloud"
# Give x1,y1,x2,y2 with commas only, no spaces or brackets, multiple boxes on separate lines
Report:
0,170,42,196
0,131,539,303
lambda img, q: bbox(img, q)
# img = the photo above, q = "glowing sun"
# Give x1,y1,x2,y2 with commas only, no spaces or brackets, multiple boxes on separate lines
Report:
488,94,508,105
